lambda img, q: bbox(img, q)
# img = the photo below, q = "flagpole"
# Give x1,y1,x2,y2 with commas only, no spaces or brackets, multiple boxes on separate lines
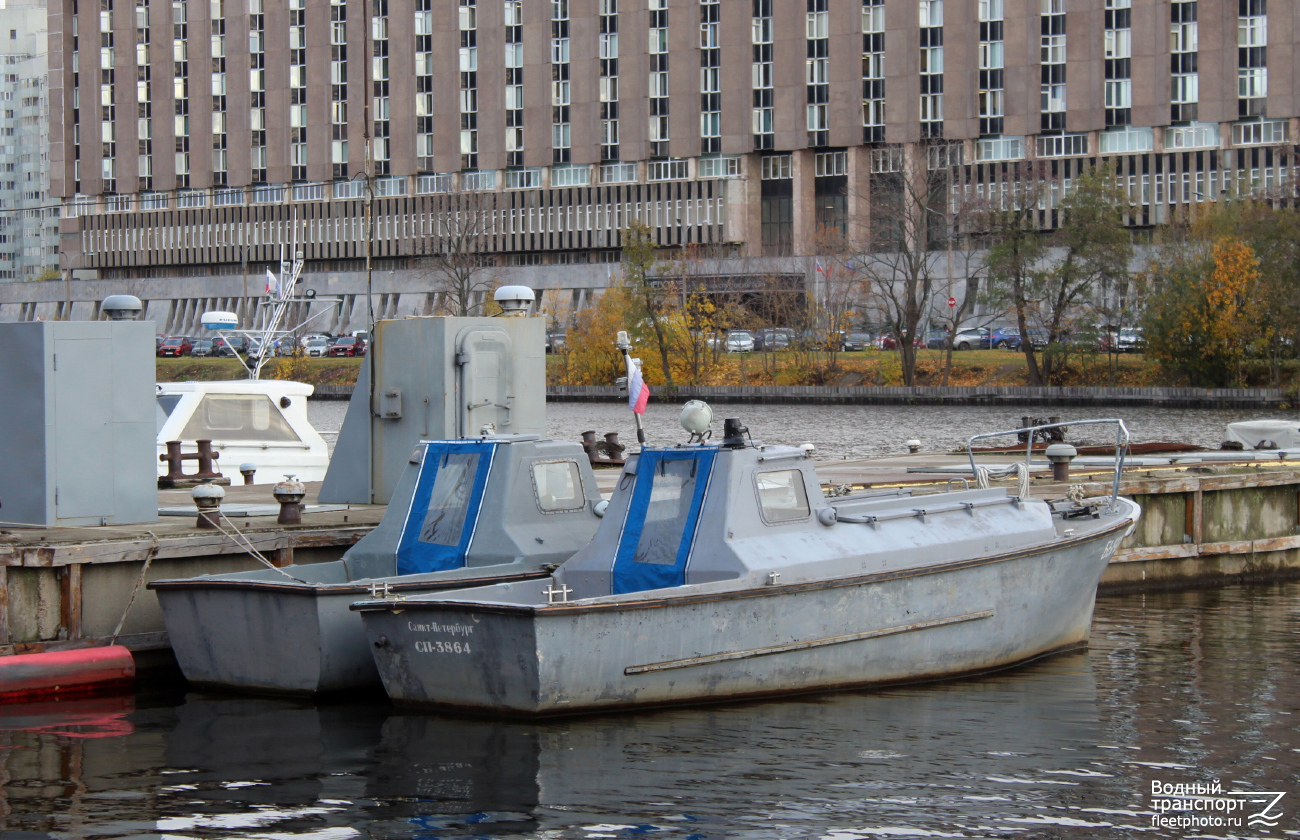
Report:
616,331,646,446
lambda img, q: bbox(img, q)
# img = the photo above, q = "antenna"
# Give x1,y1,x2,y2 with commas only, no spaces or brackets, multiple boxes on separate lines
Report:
201,210,341,379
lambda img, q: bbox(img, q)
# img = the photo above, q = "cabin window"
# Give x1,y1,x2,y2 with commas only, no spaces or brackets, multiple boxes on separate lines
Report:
531,460,585,512
418,452,480,545
178,394,301,442
755,469,810,523
633,458,701,565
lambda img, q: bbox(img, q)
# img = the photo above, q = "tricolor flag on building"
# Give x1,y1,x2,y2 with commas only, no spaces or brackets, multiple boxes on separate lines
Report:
627,362,650,415
265,268,279,296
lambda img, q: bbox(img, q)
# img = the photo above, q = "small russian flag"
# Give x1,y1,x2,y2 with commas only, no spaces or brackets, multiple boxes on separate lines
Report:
265,267,279,296
627,362,650,415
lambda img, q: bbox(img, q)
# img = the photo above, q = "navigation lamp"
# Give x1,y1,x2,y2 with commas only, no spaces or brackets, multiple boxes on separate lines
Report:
680,400,713,438
494,285,535,316
101,295,143,321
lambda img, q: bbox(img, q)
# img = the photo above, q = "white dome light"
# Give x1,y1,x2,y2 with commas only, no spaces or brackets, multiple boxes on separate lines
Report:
680,400,713,437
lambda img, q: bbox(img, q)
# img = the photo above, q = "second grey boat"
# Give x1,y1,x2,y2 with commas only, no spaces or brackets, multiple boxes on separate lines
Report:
150,435,604,693
353,418,1140,715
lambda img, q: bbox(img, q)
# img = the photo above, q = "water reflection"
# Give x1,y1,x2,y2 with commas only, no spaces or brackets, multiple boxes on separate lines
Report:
1,583,1296,838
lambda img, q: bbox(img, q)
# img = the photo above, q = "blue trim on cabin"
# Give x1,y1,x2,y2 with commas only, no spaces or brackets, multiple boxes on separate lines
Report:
611,447,717,595
396,440,497,575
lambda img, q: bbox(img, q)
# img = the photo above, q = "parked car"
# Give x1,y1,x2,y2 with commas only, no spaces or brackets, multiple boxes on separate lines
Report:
301,333,331,346
156,335,164,351
989,328,1022,350
725,330,755,352
1022,329,1049,349
839,330,874,352
190,339,215,358
304,339,330,357
1100,326,1145,353
157,335,192,357
274,338,297,357
754,328,794,352
1117,327,1145,352
953,328,991,351
547,331,568,353
329,335,366,356
925,329,950,349
877,333,922,350
215,335,247,356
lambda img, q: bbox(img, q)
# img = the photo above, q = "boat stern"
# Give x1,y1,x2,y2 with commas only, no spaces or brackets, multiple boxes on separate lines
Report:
358,600,543,714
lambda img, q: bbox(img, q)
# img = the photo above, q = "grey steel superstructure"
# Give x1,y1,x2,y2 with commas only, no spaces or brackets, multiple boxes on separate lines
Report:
354,431,1140,715
150,435,603,694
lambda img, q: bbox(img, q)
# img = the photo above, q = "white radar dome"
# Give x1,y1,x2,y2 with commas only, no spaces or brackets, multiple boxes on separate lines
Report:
201,311,239,331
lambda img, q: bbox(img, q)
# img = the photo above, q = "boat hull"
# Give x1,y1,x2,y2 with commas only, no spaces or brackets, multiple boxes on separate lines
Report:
360,524,1129,715
156,571,548,695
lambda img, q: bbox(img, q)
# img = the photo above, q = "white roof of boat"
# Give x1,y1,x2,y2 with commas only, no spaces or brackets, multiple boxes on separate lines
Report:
156,379,316,397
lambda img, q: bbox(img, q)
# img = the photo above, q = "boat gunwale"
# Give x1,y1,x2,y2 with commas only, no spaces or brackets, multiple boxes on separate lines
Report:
147,569,552,596
350,512,1135,616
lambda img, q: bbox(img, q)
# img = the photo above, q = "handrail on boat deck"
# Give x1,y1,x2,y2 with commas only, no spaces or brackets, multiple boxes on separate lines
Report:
965,419,1130,512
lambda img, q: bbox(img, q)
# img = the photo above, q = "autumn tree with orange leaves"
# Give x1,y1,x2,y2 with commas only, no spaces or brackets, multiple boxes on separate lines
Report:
1144,233,1271,387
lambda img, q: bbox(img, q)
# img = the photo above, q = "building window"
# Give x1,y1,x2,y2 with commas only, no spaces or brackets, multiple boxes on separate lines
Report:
761,154,791,180
977,0,1003,136
599,0,620,161
752,0,773,149
647,0,668,156
646,158,688,181
1103,0,1131,127
550,163,590,186
459,0,479,169
919,0,943,139
1039,0,1066,133
1233,118,1287,146
548,0,568,164
806,0,829,145
1170,1,1198,122
698,0,720,154
862,0,885,142
1237,0,1266,117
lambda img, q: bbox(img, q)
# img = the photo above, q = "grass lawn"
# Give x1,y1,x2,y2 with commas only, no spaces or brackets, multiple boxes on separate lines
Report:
157,356,363,385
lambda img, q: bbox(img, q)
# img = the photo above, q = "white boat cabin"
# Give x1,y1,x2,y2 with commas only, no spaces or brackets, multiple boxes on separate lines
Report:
155,380,329,484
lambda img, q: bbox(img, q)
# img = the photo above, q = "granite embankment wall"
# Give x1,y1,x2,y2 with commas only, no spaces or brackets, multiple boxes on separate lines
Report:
313,383,1288,409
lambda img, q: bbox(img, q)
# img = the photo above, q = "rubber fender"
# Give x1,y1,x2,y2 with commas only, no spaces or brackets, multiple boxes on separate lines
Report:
0,646,136,701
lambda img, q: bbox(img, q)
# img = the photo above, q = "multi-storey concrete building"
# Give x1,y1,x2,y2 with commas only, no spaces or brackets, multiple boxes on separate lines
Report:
37,0,1300,329
1,0,57,281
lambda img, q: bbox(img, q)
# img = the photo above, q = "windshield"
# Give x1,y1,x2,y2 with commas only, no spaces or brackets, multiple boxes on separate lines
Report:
418,452,480,546
178,394,301,442
632,458,702,566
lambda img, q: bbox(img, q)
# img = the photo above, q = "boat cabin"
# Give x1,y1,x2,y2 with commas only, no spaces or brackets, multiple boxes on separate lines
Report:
155,380,329,483
554,440,1059,598
342,435,605,579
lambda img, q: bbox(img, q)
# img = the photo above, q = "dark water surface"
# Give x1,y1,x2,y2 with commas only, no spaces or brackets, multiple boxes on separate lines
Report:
2,583,1297,838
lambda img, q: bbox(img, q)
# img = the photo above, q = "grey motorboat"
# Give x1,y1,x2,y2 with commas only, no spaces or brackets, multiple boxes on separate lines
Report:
353,417,1140,716
150,435,604,693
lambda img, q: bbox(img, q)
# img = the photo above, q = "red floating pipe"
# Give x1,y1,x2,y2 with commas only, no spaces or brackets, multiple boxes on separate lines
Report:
0,646,136,702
